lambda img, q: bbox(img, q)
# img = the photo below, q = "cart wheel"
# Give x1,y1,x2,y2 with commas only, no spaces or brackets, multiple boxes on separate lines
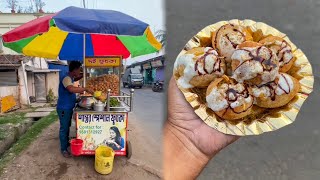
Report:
126,141,132,159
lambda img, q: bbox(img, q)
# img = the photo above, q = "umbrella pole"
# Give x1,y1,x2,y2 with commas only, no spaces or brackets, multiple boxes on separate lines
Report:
83,33,86,88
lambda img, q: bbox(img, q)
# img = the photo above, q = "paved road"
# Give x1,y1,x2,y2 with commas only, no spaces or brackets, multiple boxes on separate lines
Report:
122,86,164,175
166,0,320,179
123,87,164,143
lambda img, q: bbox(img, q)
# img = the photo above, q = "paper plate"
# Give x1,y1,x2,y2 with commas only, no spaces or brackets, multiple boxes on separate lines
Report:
173,19,314,136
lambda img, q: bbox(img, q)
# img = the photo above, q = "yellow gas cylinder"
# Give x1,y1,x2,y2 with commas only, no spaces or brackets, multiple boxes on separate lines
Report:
95,145,115,175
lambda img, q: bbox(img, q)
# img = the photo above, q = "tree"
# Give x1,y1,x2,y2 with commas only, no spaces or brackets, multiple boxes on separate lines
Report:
5,0,46,13
24,5,34,13
23,0,46,13
34,0,46,13
6,0,19,13
17,5,23,13
155,30,166,48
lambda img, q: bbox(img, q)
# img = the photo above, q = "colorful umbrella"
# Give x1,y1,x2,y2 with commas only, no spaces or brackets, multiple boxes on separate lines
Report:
2,6,162,61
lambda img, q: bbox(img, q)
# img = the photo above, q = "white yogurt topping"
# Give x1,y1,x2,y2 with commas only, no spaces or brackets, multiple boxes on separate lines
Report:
231,46,279,84
206,83,252,111
219,32,244,61
276,73,294,95
252,85,273,97
230,96,252,108
174,54,197,89
268,40,293,66
278,43,293,65
174,48,223,89
206,88,229,111
251,73,294,98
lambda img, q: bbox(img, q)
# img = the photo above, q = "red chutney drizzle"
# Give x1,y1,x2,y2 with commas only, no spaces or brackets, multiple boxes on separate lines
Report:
234,46,277,73
254,73,291,101
214,24,245,50
276,40,293,65
221,83,253,116
194,48,223,75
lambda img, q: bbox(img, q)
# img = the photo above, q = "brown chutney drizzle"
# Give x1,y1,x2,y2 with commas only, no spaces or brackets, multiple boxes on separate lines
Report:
254,73,291,101
234,46,277,73
214,24,245,50
221,83,253,116
194,48,223,75
276,40,293,65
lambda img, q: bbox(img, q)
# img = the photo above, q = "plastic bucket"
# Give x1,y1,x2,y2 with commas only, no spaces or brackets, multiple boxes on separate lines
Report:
70,139,83,156
95,145,115,175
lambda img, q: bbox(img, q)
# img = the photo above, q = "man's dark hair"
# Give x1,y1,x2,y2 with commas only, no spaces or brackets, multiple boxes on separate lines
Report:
69,61,82,72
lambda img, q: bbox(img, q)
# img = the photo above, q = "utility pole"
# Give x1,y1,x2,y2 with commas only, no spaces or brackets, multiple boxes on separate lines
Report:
82,0,86,8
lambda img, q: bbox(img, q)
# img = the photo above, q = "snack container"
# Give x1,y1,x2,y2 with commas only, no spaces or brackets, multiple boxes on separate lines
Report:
174,19,314,136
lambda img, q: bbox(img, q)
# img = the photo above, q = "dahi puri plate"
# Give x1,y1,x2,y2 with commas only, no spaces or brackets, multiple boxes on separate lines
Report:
173,19,314,136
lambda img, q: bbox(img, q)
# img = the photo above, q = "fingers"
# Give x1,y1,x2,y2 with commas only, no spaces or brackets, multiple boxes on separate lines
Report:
168,77,192,108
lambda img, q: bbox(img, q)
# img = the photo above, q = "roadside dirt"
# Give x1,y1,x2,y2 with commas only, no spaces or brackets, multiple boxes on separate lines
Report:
0,119,160,180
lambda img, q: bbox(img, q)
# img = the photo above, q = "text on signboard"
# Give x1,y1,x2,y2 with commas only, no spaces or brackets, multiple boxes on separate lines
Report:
87,58,118,65
78,114,125,125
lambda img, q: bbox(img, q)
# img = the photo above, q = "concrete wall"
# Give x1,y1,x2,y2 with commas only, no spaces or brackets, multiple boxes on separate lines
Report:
0,86,19,103
46,72,59,97
18,66,29,105
27,72,35,97
32,58,48,69
25,71,59,103
0,66,26,106
23,57,48,69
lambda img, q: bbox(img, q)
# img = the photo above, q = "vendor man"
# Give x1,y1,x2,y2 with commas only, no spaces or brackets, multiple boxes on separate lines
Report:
57,61,93,158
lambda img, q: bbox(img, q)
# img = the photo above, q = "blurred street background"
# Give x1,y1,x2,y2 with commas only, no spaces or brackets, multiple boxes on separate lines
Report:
166,0,320,179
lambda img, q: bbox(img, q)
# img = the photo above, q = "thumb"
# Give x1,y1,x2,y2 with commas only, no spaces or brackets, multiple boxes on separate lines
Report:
168,77,194,111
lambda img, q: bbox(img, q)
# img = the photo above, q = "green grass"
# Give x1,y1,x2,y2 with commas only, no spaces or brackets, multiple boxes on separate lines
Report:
0,112,26,125
0,111,58,174
0,131,5,141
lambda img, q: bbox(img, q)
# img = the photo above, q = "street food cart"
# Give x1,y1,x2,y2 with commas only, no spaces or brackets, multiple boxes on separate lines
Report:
72,56,133,158
2,6,162,160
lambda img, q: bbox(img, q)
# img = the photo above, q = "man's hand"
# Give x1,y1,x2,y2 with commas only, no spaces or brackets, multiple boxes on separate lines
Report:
107,140,115,144
164,77,239,179
167,77,239,157
84,87,94,95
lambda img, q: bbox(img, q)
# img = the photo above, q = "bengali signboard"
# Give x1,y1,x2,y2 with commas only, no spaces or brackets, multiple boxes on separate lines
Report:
151,60,163,68
76,112,127,156
85,56,121,67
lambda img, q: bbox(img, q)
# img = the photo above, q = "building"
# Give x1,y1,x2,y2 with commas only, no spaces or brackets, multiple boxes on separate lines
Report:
0,12,59,107
127,55,165,85
0,54,60,106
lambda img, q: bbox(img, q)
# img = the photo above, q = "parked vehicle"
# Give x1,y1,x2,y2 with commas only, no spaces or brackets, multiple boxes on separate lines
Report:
122,68,144,88
152,80,164,92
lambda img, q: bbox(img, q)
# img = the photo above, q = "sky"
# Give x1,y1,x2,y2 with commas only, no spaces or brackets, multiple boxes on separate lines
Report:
0,0,165,31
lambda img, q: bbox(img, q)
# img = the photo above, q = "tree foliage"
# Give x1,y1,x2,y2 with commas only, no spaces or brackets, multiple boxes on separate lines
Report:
6,0,46,13
6,0,18,11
